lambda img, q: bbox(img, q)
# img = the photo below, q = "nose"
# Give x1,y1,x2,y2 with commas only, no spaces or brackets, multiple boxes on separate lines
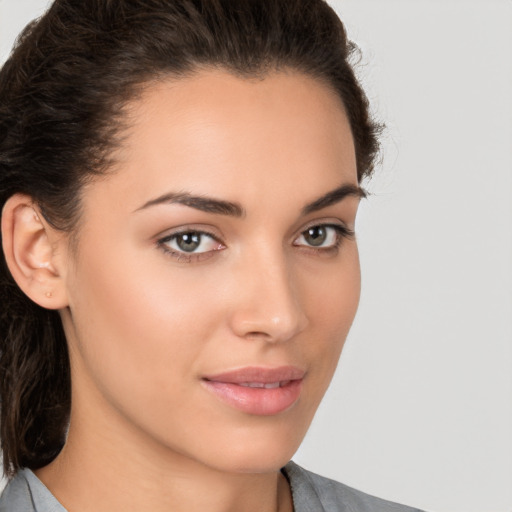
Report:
227,247,308,343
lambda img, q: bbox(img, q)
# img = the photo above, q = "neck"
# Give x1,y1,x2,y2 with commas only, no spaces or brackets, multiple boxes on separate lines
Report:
35,393,293,512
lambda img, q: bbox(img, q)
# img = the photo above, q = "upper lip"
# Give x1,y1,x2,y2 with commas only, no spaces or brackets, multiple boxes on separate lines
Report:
203,366,305,384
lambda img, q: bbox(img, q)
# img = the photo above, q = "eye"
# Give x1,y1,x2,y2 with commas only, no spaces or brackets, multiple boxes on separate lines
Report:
294,224,353,250
157,230,225,261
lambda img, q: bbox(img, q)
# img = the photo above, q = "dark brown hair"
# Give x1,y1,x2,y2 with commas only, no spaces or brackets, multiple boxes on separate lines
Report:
0,0,381,477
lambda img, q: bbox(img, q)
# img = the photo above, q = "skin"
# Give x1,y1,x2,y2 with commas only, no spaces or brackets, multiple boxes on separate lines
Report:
7,69,362,512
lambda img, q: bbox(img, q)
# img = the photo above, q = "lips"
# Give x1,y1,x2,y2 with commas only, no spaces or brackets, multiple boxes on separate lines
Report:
202,366,305,416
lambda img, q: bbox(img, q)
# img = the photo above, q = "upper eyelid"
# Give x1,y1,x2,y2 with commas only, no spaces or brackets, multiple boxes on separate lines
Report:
298,223,350,235
293,224,352,245
155,220,353,244
156,225,222,242
295,219,353,237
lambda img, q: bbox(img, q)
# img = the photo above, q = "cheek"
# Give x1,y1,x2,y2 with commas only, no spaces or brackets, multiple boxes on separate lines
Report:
63,230,360,458
64,236,225,413
307,242,360,328
299,246,361,388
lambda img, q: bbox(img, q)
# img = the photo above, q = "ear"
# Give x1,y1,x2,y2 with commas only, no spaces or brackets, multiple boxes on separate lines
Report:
1,194,69,309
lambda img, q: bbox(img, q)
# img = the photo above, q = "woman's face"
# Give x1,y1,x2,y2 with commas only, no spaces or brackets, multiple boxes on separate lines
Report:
60,69,362,473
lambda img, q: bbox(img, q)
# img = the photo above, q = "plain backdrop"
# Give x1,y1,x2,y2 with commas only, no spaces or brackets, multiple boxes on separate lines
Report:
1,1,511,511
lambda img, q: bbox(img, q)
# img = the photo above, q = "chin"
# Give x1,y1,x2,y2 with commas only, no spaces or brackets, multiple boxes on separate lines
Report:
183,416,310,475
203,447,298,475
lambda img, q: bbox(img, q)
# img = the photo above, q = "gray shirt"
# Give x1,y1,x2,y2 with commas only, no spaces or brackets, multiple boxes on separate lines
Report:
0,461,424,511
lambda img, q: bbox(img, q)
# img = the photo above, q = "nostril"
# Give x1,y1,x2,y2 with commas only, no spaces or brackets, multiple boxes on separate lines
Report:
244,331,274,341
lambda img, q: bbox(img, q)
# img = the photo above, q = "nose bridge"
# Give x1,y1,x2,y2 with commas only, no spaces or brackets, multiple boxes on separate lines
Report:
229,241,307,342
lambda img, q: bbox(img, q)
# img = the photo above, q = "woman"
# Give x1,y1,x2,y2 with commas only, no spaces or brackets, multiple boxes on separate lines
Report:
0,1,424,511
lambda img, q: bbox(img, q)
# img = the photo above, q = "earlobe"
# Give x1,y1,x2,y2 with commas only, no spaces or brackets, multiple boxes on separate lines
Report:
1,194,69,309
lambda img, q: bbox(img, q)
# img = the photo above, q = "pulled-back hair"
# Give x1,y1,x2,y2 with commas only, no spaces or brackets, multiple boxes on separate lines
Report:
0,0,381,477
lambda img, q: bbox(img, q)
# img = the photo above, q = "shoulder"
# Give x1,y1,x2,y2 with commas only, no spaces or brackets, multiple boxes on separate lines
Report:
0,470,35,512
283,461,426,512
0,468,65,512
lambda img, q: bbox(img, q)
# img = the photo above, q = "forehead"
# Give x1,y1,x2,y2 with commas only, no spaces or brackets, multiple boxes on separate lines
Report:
91,69,357,215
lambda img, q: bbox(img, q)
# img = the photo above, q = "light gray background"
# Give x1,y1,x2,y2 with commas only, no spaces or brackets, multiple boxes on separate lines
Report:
1,1,511,511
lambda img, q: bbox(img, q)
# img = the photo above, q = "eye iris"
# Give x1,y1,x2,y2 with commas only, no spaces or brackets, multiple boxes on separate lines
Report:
304,226,327,246
177,232,201,252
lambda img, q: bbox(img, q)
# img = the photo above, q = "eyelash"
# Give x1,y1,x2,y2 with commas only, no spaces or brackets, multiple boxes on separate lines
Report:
156,223,354,263
157,227,224,263
293,224,354,256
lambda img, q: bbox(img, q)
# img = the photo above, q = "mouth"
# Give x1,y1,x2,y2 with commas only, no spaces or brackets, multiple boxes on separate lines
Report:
201,366,305,416
238,381,291,389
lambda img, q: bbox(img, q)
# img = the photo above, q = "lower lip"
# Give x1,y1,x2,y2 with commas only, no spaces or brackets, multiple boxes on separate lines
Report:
202,379,303,416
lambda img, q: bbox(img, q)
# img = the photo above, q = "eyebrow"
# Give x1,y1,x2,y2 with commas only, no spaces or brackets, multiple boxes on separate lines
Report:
135,183,366,217
301,183,367,215
135,192,244,217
